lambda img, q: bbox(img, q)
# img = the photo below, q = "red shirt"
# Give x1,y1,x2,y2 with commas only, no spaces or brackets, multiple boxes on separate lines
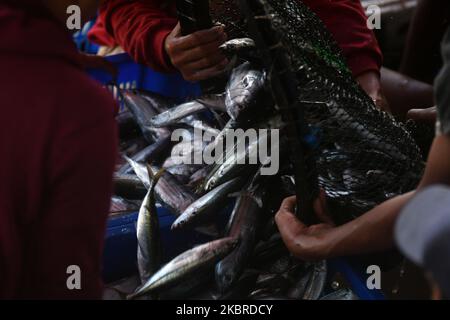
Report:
0,4,117,299
88,0,382,77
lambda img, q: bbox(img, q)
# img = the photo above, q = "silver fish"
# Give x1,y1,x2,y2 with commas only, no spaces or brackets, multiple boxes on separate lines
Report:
126,157,197,215
202,129,267,192
113,174,147,199
179,116,221,137
171,178,243,230
215,186,264,293
225,62,266,120
166,164,203,184
137,168,164,284
302,260,327,300
188,165,213,189
128,237,238,299
149,101,208,127
220,38,256,54
117,136,172,175
196,93,227,112
320,288,359,300
122,90,171,142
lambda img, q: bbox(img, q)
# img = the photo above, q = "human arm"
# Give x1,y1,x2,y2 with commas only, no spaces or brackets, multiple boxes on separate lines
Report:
89,0,228,80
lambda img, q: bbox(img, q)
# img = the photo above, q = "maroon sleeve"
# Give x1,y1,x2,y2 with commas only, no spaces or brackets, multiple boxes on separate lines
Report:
25,79,118,299
302,0,382,77
91,0,178,72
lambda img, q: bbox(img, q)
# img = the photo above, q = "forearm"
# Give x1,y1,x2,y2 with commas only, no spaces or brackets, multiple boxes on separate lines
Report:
418,135,450,188
325,192,415,258
326,134,450,258
103,0,177,72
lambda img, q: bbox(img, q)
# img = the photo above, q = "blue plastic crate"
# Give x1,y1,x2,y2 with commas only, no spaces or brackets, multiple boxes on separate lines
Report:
73,21,100,55
87,53,201,104
102,207,212,283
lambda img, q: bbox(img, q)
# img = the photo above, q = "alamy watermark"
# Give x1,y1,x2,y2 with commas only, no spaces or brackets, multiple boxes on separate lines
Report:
366,5,381,30
170,126,280,176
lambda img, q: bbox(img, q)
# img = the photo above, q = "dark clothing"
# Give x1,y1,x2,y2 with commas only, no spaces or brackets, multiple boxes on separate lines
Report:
0,4,117,299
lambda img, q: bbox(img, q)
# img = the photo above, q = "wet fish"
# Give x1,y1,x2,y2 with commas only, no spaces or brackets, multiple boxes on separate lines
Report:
251,233,289,267
225,62,266,120
166,164,203,185
178,116,221,137
126,157,197,215
149,101,209,128
117,136,172,175
218,269,259,300
302,261,327,300
196,93,227,112
215,185,264,293
170,139,208,164
202,129,267,192
159,272,214,300
188,165,213,189
138,90,176,114
128,237,238,299
137,168,164,284
122,90,171,142
171,177,243,230
113,174,147,200
286,264,312,299
220,38,256,54
110,196,141,214
320,288,358,300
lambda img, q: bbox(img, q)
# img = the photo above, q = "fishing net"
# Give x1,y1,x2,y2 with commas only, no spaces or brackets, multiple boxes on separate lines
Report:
236,0,425,224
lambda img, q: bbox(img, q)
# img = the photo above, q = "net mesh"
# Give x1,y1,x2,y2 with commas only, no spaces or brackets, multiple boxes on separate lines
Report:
240,0,425,223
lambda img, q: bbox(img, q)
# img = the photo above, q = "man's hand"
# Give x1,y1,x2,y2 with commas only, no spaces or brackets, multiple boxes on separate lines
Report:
407,106,437,125
164,23,229,82
357,71,390,113
275,193,337,261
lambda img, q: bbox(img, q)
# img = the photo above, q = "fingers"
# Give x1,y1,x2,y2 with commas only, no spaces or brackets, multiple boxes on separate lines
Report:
188,61,228,82
407,106,437,124
165,24,228,82
184,54,228,74
174,37,227,65
171,26,226,51
275,196,306,240
280,195,297,213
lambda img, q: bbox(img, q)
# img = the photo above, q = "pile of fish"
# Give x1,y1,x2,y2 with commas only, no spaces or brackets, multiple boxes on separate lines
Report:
110,0,426,300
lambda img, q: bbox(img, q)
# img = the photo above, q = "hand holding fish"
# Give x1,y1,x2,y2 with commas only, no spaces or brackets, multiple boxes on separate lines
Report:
164,23,229,82
275,193,337,261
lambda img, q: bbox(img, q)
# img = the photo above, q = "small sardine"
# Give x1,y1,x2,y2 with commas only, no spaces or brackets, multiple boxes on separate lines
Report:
122,90,171,142
126,157,197,215
225,62,266,120
128,237,238,299
137,168,164,284
171,178,243,230
150,101,208,127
